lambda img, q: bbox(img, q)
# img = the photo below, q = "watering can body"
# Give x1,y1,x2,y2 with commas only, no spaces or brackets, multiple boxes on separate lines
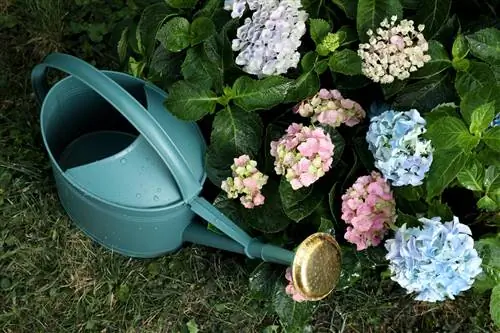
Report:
32,53,341,300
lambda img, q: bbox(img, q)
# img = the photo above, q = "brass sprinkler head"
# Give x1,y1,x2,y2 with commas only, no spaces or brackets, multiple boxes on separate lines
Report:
291,232,342,301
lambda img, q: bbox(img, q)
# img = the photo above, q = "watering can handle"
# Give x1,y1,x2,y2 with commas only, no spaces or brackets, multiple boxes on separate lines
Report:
31,53,202,202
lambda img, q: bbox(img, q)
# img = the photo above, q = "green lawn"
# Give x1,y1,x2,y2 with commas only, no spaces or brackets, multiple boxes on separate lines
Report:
0,1,495,332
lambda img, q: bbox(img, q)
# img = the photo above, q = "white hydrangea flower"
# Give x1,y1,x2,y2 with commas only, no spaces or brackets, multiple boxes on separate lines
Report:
357,16,431,84
225,0,308,77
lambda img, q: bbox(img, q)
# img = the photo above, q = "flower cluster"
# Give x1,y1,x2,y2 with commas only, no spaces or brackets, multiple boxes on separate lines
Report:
270,123,334,190
366,109,433,186
226,0,308,76
294,89,366,128
357,16,431,84
342,171,396,251
491,113,500,128
385,216,483,302
221,155,269,209
285,267,309,302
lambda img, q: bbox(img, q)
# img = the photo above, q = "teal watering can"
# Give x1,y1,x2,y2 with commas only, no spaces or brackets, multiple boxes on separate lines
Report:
31,53,342,300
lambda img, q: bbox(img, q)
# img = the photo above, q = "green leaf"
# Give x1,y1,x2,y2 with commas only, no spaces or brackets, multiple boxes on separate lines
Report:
393,185,424,201
452,34,469,60
213,193,252,234
137,2,174,56
474,236,500,293
414,0,451,39
338,26,359,47
393,73,455,112
396,210,421,228
470,102,495,136
336,246,363,290
425,149,469,200
381,80,406,99
491,284,500,328
193,0,222,18
157,17,190,52
231,76,293,112
460,84,500,125
427,200,453,220
483,127,500,153
117,28,129,64
318,217,334,233
356,0,403,43
242,179,292,233
411,40,451,79
116,284,130,302
284,52,320,102
309,18,331,45
484,165,500,203
322,126,346,166
478,146,500,168
353,135,375,171
477,196,497,211
452,58,470,72
272,281,315,331
328,49,362,75
164,80,217,121
249,263,281,300
128,57,146,77
426,116,480,151
424,102,459,128
466,28,500,66
189,17,216,46
455,61,496,98
331,0,358,19
186,319,199,333
210,106,263,157
457,158,485,191
279,180,323,223
166,0,198,9
181,45,222,92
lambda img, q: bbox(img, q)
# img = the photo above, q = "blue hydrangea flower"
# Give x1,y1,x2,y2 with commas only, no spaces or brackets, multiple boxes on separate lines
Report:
490,113,500,128
366,109,433,186
385,216,483,302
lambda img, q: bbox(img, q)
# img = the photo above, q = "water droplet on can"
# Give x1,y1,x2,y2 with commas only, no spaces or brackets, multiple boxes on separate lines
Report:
153,195,159,201
120,158,127,164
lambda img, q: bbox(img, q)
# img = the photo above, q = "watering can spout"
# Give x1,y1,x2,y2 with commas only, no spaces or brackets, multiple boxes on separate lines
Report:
188,197,342,301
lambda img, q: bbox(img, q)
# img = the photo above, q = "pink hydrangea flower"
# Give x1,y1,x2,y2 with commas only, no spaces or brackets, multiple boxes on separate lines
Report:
294,89,366,128
285,267,308,302
221,155,268,208
341,171,396,251
270,123,334,190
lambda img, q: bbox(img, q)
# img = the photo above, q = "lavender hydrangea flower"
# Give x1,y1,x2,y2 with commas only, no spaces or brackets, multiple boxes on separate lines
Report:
385,216,482,302
491,113,500,128
225,0,308,76
366,109,433,186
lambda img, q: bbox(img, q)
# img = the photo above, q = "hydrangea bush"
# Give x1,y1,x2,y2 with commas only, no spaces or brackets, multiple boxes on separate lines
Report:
121,0,500,329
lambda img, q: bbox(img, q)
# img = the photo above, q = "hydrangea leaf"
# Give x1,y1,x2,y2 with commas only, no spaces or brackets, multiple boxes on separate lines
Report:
426,116,480,152
474,235,500,293
205,106,263,186
427,200,453,220
231,76,293,112
193,0,222,19
414,0,451,39
279,179,323,223
484,166,500,204
460,84,500,125
241,179,292,233
308,18,331,46
470,101,495,136
483,127,500,153
424,103,460,128
455,61,496,98
425,149,470,200
457,158,485,192
165,0,198,9
189,17,216,46
411,40,451,79
331,0,358,19
477,195,497,211
157,16,190,52
356,0,403,43
148,46,184,89
393,73,455,112
181,45,223,93
213,193,252,235
284,52,320,103
318,217,335,233
328,49,362,76
466,28,500,66
381,80,407,99
164,80,218,121
136,2,175,56
452,34,469,60
272,280,316,331
248,263,281,301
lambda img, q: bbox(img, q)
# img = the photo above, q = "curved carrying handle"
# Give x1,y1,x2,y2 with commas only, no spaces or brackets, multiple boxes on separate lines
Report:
31,53,202,202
